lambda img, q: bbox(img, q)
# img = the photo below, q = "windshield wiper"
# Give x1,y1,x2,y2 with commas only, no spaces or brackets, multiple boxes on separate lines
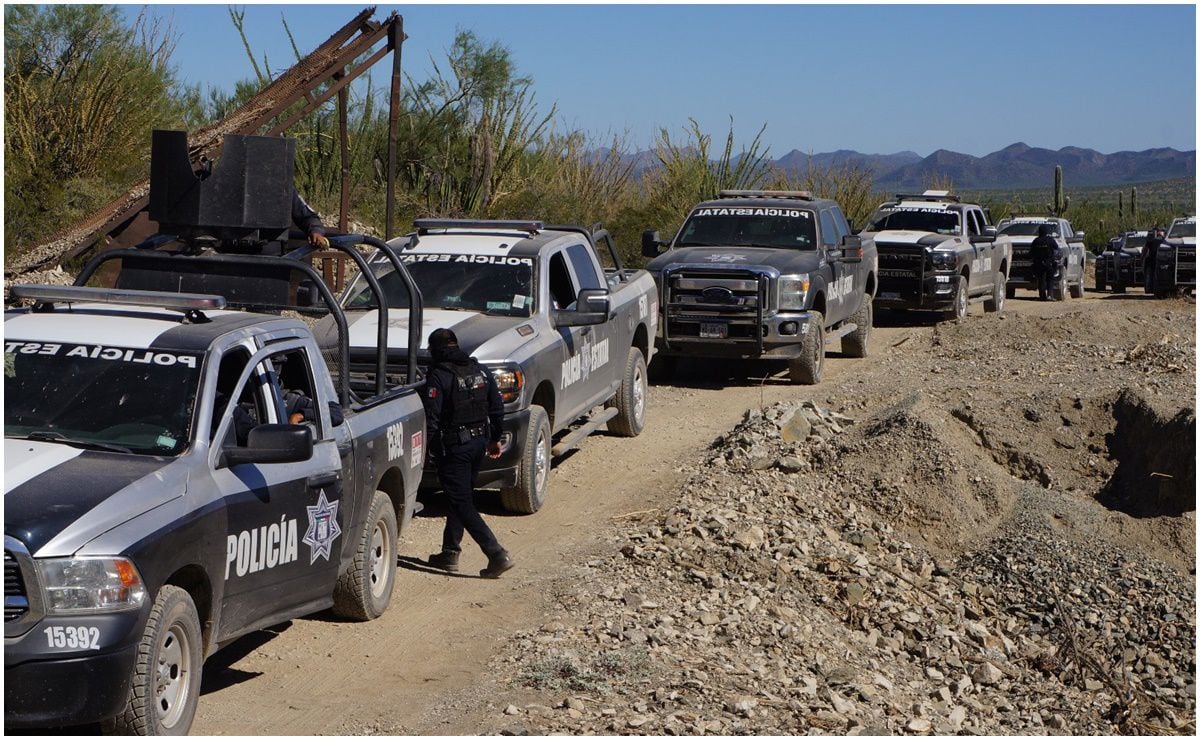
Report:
23,431,133,454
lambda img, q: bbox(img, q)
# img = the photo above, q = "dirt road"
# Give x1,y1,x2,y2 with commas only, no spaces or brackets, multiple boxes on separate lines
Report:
192,290,1194,735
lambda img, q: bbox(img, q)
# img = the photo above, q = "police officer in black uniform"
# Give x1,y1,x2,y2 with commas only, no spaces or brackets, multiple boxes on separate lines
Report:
291,190,330,249
1143,226,1167,293
423,328,515,578
1029,223,1058,300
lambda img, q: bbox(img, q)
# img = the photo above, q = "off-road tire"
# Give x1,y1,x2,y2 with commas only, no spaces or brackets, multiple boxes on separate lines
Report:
333,490,397,621
1053,273,1068,301
984,271,1006,313
842,296,872,358
787,314,824,385
1094,270,1106,292
606,347,648,437
103,586,202,736
945,278,969,322
646,354,676,383
500,404,551,514
1069,276,1084,299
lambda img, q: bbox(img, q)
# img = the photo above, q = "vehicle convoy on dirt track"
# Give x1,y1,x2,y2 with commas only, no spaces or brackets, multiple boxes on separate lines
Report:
327,219,659,514
641,190,877,385
1096,230,1149,293
996,215,1087,300
1151,216,1196,296
4,131,426,735
861,191,1011,320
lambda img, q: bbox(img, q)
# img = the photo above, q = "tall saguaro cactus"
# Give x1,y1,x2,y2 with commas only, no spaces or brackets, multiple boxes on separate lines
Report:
1131,187,1139,228
1046,164,1070,216
1118,192,1124,227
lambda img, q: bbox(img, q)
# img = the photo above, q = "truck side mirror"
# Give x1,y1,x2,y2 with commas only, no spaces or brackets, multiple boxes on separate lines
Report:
553,287,610,328
221,424,313,468
641,229,665,258
839,234,864,264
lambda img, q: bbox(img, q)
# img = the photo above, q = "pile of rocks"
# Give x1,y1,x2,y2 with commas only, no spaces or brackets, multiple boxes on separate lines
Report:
491,395,1195,736
1121,334,1194,375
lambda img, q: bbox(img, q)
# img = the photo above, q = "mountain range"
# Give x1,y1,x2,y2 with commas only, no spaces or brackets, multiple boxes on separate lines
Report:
623,143,1195,189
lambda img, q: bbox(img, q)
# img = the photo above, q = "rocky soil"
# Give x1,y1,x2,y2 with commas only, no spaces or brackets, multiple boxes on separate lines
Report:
483,298,1196,737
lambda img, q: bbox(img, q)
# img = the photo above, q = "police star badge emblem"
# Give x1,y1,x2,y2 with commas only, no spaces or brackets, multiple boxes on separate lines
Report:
303,490,342,563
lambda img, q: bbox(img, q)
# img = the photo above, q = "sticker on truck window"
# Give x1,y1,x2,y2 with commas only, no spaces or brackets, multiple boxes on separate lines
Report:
512,295,527,309
400,253,533,266
692,207,811,218
486,301,510,311
4,341,199,368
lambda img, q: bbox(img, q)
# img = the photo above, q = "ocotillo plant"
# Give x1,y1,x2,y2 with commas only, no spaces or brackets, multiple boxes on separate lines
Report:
1046,164,1069,216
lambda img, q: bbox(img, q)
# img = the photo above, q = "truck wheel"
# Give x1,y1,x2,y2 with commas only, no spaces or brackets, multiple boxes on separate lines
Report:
647,354,676,383
1113,283,1126,294
945,279,968,322
103,585,202,736
500,405,551,514
1069,277,1084,299
606,347,647,437
842,296,872,358
984,271,1006,313
1053,273,1068,301
333,490,397,621
1095,270,1106,292
787,314,824,385
1005,284,1017,300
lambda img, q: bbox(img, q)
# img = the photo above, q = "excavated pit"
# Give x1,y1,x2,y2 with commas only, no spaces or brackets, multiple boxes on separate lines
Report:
1100,389,1196,518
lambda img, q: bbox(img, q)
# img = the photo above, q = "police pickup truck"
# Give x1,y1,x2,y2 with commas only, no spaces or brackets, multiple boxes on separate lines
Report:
5,132,425,735
862,191,1011,320
995,215,1086,300
328,220,658,514
1097,230,1148,293
1151,216,1196,296
641,190,877,385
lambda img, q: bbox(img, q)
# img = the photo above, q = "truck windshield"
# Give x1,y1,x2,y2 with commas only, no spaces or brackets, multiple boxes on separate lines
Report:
1168,222,1196,239
676,211,817,249
999,222,1054,236
4,342,202,456
1123,236,1146,250
346,254,535,317
865,208,961,235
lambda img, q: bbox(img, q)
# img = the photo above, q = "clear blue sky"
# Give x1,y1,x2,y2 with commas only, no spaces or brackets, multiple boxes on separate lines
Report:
126,3,1197,158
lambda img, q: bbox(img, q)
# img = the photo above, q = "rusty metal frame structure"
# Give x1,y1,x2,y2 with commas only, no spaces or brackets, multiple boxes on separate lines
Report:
15,6,404,274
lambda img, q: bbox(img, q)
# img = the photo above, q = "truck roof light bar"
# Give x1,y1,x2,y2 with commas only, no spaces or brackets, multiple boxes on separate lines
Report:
413,219,543,235
895,191,961,203
717,189,814,201
8,284,227,311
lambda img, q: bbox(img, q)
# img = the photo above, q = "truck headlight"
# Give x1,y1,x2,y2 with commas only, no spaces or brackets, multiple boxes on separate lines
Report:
929,251,956,269
37,557,146,614
488,364,524,404
778,274,810,311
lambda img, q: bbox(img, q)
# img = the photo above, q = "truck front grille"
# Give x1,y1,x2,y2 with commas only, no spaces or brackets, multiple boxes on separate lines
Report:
663,268,770,347
876,244,927,300
5,550,28,624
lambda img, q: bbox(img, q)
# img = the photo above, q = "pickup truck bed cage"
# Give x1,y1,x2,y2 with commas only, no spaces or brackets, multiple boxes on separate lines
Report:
74,234,422,409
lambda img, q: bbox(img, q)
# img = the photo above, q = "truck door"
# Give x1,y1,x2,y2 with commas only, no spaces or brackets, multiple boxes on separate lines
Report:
565,242,620,400
967,210,992,290
829,206,865,320
209,341,344,636
549,247,602,427
819,209,851,323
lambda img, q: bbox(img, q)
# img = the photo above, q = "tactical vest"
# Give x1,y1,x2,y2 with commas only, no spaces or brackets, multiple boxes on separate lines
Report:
439,360,489,428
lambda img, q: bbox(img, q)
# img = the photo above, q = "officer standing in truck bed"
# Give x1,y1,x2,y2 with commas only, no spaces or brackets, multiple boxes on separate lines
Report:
422,328,515,578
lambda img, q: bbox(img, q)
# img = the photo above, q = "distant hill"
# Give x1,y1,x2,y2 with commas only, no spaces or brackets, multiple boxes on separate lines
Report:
616,143,1196,189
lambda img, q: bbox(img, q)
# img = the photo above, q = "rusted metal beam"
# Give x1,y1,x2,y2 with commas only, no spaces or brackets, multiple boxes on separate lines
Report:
265,43,388,136
386,16,404,240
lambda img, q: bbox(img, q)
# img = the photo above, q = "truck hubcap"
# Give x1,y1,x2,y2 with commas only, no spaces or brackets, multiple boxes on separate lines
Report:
632,364,646,425
369,520,390,598
155,623,192,728
534,428,549,495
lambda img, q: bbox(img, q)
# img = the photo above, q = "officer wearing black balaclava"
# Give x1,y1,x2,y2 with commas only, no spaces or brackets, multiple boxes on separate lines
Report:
422,328,513,578
1143,226,1167,293
1029,223,1058,300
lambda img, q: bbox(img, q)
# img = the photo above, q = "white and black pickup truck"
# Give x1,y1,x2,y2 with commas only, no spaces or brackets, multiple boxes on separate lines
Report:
1152,216,1196,296
862,191,1012,320
326,220,659,514
995,215,1087,300
4,130,427,735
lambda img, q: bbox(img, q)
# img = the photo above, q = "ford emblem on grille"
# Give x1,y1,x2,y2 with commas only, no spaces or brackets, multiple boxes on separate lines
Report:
701,286,737,304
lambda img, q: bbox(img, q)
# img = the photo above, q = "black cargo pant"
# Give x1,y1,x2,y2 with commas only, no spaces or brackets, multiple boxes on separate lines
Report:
1034,260,1054,300
436,436,502,557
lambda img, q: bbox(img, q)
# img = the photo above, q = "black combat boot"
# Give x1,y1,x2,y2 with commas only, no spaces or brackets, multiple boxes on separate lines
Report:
428,550,460,572
479,549,515,579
